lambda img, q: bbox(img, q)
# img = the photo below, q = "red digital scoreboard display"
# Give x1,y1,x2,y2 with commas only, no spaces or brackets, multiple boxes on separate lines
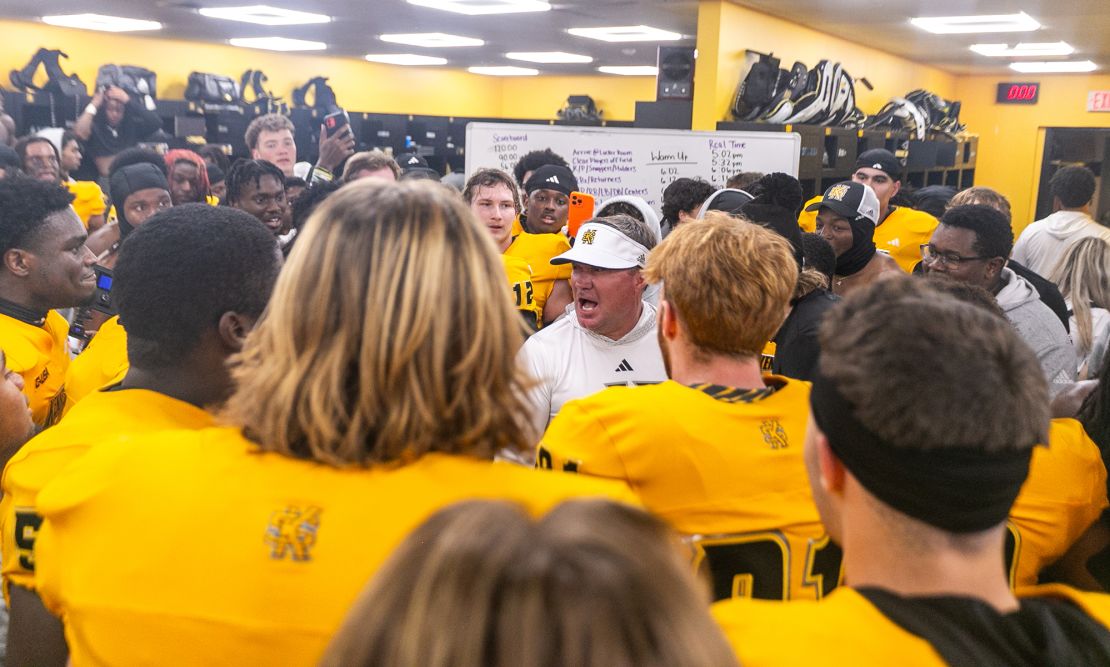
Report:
996,82,1039,104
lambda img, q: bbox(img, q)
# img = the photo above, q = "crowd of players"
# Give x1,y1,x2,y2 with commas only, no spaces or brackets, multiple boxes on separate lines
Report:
0,109,1109,665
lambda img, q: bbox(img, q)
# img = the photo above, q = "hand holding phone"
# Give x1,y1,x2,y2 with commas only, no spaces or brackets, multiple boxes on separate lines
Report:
567,191,595,240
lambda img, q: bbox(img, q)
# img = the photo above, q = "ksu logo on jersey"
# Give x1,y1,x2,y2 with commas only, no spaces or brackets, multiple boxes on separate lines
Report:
264,505,321,562
760,419,789,450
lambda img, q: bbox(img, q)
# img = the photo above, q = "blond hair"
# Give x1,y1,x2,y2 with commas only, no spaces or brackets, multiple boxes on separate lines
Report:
244,113,295,151
222,179,533,465
949,186,1012,225
342,150,401,182
1049,237,1110,356
644,211,797,358
322,499,738,667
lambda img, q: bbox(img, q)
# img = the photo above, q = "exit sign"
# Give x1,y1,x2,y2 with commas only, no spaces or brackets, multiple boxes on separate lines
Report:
1089,91,1110,112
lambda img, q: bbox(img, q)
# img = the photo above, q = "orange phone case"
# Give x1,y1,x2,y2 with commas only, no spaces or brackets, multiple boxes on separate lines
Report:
567,191,595,239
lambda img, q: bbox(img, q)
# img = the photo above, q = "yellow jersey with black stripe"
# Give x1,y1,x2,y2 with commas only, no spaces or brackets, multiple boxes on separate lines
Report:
502,254,541,332
33,428,637,666
65,181,106,229
505,232,571,322
64,315,129,412
0,310,70,428
799,196,938,273
1007,418,1108,588
713,584,1110,666
538,377,832,601
0,388,213,598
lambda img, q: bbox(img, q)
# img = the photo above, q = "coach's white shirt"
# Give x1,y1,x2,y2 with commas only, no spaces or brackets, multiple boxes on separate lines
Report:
521,301,667,440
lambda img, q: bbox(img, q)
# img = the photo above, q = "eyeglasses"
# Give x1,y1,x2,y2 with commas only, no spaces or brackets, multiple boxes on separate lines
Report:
920,243,992,267
26,155,58,167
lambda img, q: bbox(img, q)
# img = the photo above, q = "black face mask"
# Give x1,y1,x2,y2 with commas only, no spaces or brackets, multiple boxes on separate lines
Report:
109,163,168,239
835,215,876,276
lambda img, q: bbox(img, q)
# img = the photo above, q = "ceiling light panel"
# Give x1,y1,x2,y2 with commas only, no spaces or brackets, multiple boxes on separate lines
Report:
365,54,448,66
910,12,1040,34
380,33,484,48
406,0,550,15
42,13,162,32
970,42,1075,57
468,66,539,76
229,37,326,51
568,25,683,43
1010,60,1098,73
598,65,658,76
198,5,330,25
506,51,593,64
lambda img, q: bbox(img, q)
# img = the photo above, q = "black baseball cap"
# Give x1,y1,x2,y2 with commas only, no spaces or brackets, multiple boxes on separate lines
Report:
524,164,578,196
855,149,902,180
804,181,880,225
396,153,440,181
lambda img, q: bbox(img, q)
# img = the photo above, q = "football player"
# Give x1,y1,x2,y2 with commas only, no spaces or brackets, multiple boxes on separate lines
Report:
714,277,1110,664
538,212,828,602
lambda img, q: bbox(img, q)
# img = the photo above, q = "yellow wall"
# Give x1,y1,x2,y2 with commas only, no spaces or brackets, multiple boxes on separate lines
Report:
499,75,655,121
955,73,1110,232
693,0,957,129
0,19,656,121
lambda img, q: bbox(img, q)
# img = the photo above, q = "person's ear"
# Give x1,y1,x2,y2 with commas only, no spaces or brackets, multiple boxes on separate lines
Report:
891,179,902,198
3,248,33,278
250,148,261,161
659,299,679,342
816,431,846,497
986,256,1006,281
217,312,256,352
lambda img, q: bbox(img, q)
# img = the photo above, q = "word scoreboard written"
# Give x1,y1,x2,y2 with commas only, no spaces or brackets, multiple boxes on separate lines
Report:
465,123,801,215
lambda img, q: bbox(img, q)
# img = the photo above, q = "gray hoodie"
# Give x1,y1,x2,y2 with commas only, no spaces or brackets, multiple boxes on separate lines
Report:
1011,210,1110,278
995,268,1076,394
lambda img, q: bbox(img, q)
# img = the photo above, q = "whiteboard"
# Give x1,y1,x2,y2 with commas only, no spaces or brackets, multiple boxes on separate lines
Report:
465,123,801,213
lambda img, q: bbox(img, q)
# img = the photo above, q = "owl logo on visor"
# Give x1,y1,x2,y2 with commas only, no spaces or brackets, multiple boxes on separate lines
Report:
827,184,850,202
581,230,597,245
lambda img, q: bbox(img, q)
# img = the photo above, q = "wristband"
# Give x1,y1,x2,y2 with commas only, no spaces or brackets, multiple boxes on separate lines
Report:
84,103,98,116
312,166,334,183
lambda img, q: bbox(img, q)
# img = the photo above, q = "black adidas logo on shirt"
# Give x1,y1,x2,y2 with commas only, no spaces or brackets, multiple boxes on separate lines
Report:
615,359,634,372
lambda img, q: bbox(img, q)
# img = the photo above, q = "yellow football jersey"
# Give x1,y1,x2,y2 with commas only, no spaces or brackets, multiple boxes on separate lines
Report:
538,377,832,601
502,254,541,332
65,180,106,229
713,584,1110,666
798,197,937,273
0,388,213,597
64,315,129,412
34,428,637,666
1007,418,1108,588
0,310,70,428
505,232,571,321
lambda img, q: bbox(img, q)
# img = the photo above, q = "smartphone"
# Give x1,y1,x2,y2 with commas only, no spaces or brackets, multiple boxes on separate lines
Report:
323,109,350,138
567,191,595,240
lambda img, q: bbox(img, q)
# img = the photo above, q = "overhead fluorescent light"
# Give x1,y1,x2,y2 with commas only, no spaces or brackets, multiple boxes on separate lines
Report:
380,33,484,48
506,51,593,64
229,37,326,51
365,54,448,66
910,12,1040,34
42,13,162,32
1010,60,1098,73
970,42,1074,57
598,65,658,76
198,5,330,25
568,25,683,43
406,0,550,15
468,66,539,76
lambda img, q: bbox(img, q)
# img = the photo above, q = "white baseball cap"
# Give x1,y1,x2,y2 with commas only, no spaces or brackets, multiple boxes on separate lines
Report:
551,222,649,270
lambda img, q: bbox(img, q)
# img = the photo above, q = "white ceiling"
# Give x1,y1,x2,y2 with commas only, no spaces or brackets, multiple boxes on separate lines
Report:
0,0,1105,75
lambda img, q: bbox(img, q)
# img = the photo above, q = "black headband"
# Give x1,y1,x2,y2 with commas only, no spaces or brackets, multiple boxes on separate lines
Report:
809,372,1033,533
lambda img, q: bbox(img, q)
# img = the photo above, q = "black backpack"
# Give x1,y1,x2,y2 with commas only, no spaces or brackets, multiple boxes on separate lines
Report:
184,72,241,106
8,48,86,99
292,77,339,114
95,64,157,109
731,51,781,121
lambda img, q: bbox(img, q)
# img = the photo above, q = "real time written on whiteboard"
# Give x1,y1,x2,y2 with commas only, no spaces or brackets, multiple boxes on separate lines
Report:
465,123,801,213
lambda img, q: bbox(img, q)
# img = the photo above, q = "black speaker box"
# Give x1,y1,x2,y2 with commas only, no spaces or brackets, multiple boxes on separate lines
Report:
657,46,695,101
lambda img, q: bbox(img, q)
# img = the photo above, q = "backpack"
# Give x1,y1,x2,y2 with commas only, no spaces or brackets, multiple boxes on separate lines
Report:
731,51,782,121
184,72,241,106
8,48,86,99
292,76,339,114
96,64,157,110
